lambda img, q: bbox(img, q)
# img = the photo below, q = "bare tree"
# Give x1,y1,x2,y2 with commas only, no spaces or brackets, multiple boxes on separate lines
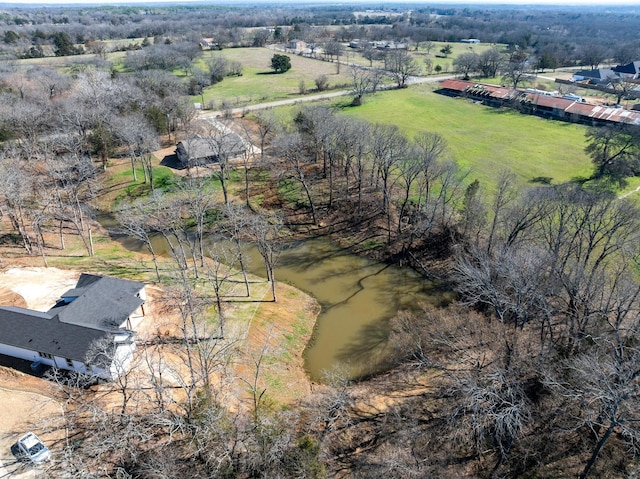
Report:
384,49,420,88
111,113,159,187
349,66,382,106
478,47,503,78
203,120,245,205
324,41,344,73
453,51,480,80
115,200,162,282
609,76,639,105
371,123,408,242
247,211,283,302
579,42,608,70
547,342,640,479
276,132,318,225
486,170,518,255
177,176,217,268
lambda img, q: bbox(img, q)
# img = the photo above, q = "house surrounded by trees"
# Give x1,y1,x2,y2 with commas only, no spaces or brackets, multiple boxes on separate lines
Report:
176,134,247,168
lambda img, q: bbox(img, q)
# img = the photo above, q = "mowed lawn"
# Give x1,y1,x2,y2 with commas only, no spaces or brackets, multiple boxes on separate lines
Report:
197,47,353,107
341,83,593,192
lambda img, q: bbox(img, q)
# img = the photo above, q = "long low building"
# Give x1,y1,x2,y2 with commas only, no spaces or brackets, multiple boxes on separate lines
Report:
436,79,640,127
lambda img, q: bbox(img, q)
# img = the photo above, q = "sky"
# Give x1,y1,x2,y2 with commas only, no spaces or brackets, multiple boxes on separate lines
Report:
4,0,640,5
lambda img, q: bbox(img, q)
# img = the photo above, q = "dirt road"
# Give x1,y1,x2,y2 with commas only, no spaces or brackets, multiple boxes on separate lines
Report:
199,74,455,119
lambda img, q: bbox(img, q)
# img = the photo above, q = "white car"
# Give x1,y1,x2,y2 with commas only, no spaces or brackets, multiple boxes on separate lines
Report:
17,432,51,464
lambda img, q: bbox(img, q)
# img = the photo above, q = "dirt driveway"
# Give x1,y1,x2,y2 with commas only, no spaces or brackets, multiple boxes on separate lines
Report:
0,268,78,477
0,379,63,478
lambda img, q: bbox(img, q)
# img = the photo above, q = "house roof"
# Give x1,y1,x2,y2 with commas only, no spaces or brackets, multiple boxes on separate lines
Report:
573,68,618,81
51,274,144,331
176,134,247,164
0,274,144,361
613,61,640,75
0,306,120,362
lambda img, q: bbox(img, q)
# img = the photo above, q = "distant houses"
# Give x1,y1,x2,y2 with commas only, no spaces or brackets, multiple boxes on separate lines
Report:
437,79,640,127
287,39,307,52
348,39,408,50
572,62,640,86
572,68,618,86
199,38,220,50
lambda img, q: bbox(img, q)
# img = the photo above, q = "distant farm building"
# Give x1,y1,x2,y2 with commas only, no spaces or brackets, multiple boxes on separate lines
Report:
436,78,640,127
199,38,220,50
287,39,307,51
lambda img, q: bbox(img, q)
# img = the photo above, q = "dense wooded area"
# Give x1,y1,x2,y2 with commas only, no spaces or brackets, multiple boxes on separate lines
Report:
1,2,640,478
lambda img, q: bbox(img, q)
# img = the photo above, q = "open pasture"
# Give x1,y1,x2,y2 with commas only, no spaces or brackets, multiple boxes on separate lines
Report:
197,47,353,107
340,82,592,193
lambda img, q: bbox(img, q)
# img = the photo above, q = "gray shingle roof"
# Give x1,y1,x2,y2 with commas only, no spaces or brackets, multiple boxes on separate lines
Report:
53,274,144,331
176,134,247,166
0,306,114,361
0,274,144,362
613,61,640,75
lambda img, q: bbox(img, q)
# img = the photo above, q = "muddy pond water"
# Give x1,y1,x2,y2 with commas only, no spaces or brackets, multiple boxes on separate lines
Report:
113,225,440,381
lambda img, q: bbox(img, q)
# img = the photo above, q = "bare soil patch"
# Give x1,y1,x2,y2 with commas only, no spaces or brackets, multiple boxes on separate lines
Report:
0,367,64,478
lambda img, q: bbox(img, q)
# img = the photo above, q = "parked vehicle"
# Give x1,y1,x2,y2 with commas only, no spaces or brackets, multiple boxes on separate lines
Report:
562,93,582,102
17,432,50,464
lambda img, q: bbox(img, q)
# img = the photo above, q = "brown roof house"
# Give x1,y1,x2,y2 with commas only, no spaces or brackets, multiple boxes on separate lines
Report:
176,133,247,168
0,274,146,380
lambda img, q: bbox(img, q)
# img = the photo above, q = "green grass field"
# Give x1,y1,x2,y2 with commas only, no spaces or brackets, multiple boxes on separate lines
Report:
196,48,354,108
339,82,593,193
411,41,504,75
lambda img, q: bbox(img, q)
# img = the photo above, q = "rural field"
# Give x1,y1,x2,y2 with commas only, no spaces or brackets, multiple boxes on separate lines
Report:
335,82,593,192
192,48,593,193
196,47,354,107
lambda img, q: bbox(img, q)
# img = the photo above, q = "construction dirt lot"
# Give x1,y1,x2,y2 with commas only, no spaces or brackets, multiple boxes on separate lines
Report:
0,263,317,477
0,268,79,478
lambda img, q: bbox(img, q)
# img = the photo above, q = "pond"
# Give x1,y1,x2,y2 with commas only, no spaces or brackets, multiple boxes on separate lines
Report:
264,238,441,381
108,216,442,381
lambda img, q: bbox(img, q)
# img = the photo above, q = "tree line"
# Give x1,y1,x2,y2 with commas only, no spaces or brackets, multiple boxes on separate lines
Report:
2,3,640,73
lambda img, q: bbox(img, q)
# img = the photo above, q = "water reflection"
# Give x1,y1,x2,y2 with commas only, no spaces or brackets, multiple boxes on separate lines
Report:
260,238,438,381
104,213,439,381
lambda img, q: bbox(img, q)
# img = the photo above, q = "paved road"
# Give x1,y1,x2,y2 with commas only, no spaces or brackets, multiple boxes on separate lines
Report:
199,74,455,119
